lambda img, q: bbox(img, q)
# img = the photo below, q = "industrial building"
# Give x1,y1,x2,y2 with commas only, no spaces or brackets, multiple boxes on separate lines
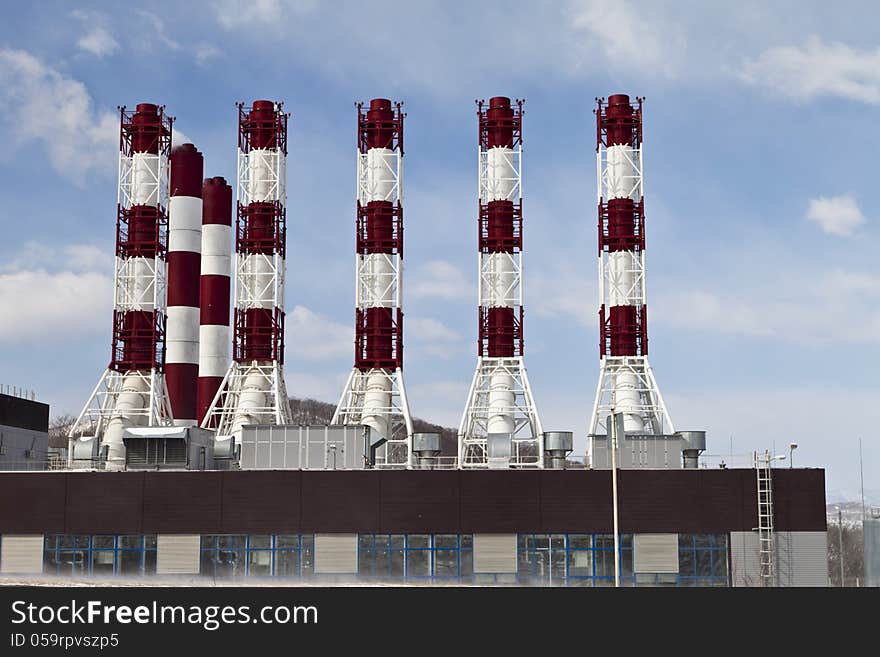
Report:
0,95,831,586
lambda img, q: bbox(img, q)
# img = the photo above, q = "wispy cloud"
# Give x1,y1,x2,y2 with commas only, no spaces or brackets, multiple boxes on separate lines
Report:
408,260,471,301
72,10,120,58
285,305,352,361
740,36,880,104
805,194,866,236
0,49,117,185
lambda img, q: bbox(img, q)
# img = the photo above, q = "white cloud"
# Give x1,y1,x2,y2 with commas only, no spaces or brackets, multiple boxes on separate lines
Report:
406,379,469,428
214,0,316,28
285,305,352,361
805,194,866,236
71,10,119,58
1,242,113,275
408,260,471,301
284,369,348,403
194,43,222,66
653,267,880,344
407,317,465,359
740,36,880,104
0,269,112,343
0,49,117,185
566,0,686,78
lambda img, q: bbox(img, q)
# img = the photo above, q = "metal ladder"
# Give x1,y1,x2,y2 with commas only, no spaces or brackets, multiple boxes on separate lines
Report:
755,450,776,586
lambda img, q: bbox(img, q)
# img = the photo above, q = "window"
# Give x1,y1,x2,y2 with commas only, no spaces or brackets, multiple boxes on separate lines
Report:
678,534,729,587
43,535,156,577
357,535,473,580
200,535,314,578
518,534,635,586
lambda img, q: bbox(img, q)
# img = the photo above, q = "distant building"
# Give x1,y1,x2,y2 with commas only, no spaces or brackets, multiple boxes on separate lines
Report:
0,391,49,471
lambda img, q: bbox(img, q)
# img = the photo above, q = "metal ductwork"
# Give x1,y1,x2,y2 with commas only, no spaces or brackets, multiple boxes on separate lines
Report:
677,430,706,469
543,431,573,469
412,432,441,469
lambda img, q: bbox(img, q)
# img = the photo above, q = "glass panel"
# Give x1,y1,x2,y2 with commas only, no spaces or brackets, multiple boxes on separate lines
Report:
434,535,458,549
568,535,591,549
248,535,271,549
389,549,404,577
144,535,157,550
358,535,373,549
275,535,299,549
694,534,712,548
389,535,404,549
620,534,633,549
595,535,614,550
531,535,550,550
517,545,532,575
713,550,728,578
248,550,272,576
200,536,217,551
119,536,142,549
679,547,695,576
460,535,473,549
406,549,430,576
143,549,157,576
219,535,246,550
275,549,300,577
434,549,458,576
620,548,633,577
92,536,115,549
594,547,613,577
199,548,216,577
91,550,115,575
550,535,565,549
407,535,430,549
550,549,566,583
301,536,314,575
118,550,141,576
460,549,473,577
375,535,390,549
568,549,592,577
696,549,713,577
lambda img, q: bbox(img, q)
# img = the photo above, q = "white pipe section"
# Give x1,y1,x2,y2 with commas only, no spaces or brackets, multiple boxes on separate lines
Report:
361,372,391,440
248,149,280,202
231,369,268,438
201,224,232,276
485,253,515,307
605,144,637,201
103,373,149,470
614,370,644,433
240,254,275,309
486,147,515,201
131,153,159,206
168,196,203,252
487,372,515,435
365,148,396,201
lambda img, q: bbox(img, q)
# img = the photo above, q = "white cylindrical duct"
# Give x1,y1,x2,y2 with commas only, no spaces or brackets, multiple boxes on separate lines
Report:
240,253,275,309
130,152,159,206
605,144,637,201
485,253,516,307
607,251,636,307
231,370,269,438
486,146,515,200
614,370,645,433
365,147,396,201
103,373,150,470
362,253,394,307
361,372,392,439
487,372,515,435
247,149,280,202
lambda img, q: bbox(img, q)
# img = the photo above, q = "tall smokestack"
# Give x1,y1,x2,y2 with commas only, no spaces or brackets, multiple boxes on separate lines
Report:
201,100,293,437
459,96,543,468
333,98,413,467
166,143,204,426
197,177,232,424
588,94,673,458
70,103,174,467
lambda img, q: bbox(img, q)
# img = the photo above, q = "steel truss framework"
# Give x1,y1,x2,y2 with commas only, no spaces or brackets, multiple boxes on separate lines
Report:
334,101,412,466
588,96,670,447
72,106,174,441
203,102,291,435
458,356,543,468
202,361,293,435
332,367,413,468
460,99,542,468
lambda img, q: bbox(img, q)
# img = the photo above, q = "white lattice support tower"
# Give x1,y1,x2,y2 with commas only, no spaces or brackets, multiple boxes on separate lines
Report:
459,97,543,469
70,104,174,469
202,101,293,438
588,95,673,462
333,99,413,468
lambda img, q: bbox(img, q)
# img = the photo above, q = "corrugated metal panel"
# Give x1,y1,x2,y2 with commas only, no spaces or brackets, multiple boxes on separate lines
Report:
633,533,679,573
789,531,828,586
473,534,517,573
314,534,358,574
156,535,200,575
866,516,880,587
730,531,761,586
0,534,43,574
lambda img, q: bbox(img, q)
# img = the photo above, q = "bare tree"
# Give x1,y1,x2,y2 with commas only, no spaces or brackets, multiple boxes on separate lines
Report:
828,522,864,587
48,414,76,449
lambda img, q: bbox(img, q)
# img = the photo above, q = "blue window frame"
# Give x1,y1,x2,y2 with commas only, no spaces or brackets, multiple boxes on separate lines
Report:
678,533,728,587
200,535,314,578
358,534,473,580
43,535,157,577
518,534,635,586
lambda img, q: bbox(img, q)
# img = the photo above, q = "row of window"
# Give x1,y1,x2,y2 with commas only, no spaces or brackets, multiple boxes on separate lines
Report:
36,533,729,586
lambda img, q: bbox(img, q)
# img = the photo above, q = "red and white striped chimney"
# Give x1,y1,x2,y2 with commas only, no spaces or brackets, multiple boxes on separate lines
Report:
166,144,204,426
197,177,232,425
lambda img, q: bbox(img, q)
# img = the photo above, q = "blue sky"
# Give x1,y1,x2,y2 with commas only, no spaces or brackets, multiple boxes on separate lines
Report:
0,1,878,500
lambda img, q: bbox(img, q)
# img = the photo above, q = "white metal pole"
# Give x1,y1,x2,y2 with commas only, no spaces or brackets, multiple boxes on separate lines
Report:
611,408,620,587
